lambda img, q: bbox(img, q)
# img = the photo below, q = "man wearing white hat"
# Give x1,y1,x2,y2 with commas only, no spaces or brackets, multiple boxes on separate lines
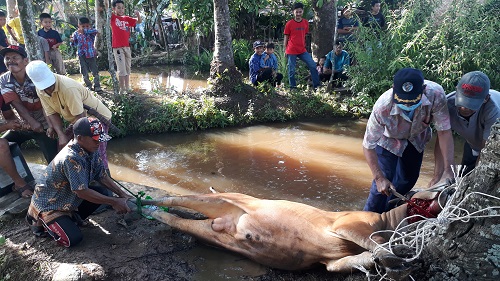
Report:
432,71,500,179
25,60,112,169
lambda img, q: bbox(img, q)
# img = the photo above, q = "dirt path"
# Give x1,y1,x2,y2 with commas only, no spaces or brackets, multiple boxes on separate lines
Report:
0,168,365,281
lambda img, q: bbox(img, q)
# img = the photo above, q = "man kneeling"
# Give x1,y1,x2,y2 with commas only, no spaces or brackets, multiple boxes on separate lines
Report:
27,117,131,247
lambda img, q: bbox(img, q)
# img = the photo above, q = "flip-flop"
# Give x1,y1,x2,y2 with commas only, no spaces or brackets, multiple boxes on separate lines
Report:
30,225,48,238
13,181,35,198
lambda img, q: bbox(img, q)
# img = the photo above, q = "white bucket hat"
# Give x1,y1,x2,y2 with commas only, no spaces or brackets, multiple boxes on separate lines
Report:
26,60,56,90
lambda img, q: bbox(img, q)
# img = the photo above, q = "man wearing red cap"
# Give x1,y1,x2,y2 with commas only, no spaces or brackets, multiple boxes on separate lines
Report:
362,68,455,213
27,117,132,247
432,71,500,179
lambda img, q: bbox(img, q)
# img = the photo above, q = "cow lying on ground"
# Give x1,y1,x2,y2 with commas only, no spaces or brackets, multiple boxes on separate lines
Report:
131,190,444,278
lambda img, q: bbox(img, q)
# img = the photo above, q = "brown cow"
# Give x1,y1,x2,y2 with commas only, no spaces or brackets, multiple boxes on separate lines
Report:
135,191,443,278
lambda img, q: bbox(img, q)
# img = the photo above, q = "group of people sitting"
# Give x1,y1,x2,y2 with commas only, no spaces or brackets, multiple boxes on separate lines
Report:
248,0,386,89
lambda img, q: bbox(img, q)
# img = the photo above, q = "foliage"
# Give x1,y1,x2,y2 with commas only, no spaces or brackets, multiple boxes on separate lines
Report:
104,84,360,136
186,48,213,73
232,39,253,71
346,0,499,102
187,39,254,73
107,92,233,135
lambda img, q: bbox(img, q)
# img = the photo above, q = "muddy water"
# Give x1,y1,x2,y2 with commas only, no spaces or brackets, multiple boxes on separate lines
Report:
70,65,208,93
21,119,459,280
109,119,445,211
23,119,445,210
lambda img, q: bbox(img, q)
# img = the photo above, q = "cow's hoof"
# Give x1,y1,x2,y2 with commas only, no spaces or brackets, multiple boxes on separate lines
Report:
373,248,418,280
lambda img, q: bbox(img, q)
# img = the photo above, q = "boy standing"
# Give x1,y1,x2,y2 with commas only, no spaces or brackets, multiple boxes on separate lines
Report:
111,0,141,93
260,43,283,86
283,2,319,89
71,17,102,93
37,13,66,75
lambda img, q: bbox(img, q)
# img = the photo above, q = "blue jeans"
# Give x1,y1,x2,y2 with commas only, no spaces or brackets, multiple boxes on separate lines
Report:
287,52,320,88
363,142,423,213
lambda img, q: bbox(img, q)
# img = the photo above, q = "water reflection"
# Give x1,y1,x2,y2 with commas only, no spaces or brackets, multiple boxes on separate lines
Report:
70,65,208,94
23,119,460,212
105,119,444,211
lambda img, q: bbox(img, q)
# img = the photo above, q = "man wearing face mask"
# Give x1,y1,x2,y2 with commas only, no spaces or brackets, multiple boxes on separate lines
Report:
362,68,455,213
432,71,500,181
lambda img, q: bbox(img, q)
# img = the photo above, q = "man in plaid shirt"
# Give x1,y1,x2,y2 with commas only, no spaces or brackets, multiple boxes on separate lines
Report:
362,68,455,213
70,17,102,93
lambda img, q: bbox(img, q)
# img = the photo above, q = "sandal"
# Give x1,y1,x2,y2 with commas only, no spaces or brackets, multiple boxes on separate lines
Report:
13,181,36,198
30,225,48,238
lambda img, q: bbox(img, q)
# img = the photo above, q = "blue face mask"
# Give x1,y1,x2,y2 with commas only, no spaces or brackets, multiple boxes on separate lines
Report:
396,100,422,111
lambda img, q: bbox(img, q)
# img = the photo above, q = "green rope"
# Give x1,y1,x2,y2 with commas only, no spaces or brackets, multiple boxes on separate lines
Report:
110,177,169,219
110,177,143,216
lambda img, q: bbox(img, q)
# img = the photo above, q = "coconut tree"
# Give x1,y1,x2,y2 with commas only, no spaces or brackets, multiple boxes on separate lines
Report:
208,0,246,96
311,0,338,60
418,120,500,280
16,0,44,61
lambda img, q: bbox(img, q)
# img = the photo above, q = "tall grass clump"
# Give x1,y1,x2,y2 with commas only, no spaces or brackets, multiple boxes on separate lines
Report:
347,0,439,98
347,0,499,99
232,39,253,71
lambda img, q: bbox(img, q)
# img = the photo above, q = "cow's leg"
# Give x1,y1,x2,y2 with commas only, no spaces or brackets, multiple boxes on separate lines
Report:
324,251,373,272
142,195,244,219
140,207,240,246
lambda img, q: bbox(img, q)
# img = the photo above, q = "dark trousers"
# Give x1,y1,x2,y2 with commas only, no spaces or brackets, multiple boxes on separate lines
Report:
319,73,331,82
39,185,108,247
331,72,349,87
2,130,58,164
253,68,283,86
363,143,423,213
461,142,478,175
79,56,101,90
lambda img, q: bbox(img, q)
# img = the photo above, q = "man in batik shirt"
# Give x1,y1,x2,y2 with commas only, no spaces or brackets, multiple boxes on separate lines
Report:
27,117,131,247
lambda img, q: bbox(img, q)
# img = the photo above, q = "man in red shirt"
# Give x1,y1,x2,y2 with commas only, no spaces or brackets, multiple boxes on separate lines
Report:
111,0,141,93
283,2,319,89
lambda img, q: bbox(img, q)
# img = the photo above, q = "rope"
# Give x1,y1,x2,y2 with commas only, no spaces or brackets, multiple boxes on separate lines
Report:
110,176,169,219
369,165,500,280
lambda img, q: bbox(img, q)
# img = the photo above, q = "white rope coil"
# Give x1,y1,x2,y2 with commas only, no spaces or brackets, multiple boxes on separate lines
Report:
368,165,500,281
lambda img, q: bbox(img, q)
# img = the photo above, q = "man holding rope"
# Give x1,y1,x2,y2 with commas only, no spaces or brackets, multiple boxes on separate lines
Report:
27,117,132,247
25,60,113,171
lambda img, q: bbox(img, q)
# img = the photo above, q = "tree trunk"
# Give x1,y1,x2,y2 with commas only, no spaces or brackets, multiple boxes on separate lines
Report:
104,0,120,94
311,0,337,60
420,120,500,280
6,0,16,19
208,0,243,97
95,0,108,66
17,0,43,61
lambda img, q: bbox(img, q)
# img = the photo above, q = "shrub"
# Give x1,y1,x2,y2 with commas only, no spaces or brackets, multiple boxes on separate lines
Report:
347,0,499,101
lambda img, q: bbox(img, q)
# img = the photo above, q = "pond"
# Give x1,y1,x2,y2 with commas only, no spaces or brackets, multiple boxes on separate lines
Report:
23,119,455,212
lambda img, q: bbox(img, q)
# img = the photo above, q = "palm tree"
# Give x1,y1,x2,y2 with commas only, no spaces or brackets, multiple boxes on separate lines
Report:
17,0,43,61
209,0,245,96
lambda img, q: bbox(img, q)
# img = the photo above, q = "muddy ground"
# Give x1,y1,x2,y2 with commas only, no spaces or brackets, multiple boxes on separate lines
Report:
1,179,368,281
